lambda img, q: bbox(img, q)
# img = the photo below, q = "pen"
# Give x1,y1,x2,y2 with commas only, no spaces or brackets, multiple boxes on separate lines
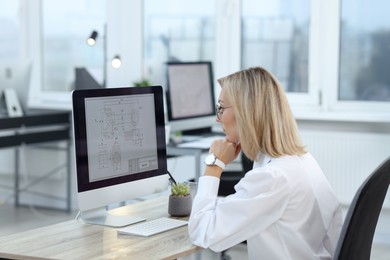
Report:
167,171,177,185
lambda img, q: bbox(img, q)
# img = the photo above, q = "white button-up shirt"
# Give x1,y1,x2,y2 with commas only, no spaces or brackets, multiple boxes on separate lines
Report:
188,153,343,260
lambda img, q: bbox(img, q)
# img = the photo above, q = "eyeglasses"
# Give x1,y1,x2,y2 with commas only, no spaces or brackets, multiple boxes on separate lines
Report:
215,104,232,120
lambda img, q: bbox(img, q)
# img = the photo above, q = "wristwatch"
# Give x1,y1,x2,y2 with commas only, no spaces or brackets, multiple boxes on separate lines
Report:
204,153,226,170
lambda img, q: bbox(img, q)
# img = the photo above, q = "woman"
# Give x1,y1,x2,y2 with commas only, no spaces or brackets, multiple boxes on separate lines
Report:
188,67,342,259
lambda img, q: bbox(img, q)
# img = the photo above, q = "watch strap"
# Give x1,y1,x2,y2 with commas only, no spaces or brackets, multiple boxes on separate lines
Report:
214,157,226,170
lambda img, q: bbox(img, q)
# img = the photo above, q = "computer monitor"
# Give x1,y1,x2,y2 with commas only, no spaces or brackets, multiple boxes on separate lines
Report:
166,61,217,133
0,60,32,115
72,86,169,227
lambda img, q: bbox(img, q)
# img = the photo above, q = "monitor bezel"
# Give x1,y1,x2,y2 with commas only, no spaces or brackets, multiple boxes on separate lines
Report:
165,61,216,122
72,86,167,193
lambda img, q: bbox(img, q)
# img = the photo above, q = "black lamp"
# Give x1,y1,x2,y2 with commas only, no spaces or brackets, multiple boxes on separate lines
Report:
111,55,122,69
87,31,98,46
86,26,121,87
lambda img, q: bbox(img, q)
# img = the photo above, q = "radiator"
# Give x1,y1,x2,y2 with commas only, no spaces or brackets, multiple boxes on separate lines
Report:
301,130,390,208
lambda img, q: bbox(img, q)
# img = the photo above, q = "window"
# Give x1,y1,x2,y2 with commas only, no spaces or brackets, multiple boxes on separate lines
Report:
241,0,309,94
143,0,216,86
0,1,20,59
26,0,107,109
41,0,107,92
339,0,390,102
21,1,390,120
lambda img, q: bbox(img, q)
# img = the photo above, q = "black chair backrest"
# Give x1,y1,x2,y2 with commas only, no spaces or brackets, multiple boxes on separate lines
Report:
241,152,253,173
333,157,390,260
218,153,253,197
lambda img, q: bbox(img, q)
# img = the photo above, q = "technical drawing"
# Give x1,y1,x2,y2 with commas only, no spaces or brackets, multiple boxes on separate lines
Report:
85,94,158,181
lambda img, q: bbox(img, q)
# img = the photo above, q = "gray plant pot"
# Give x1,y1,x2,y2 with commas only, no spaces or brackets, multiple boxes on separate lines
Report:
168,195,192,217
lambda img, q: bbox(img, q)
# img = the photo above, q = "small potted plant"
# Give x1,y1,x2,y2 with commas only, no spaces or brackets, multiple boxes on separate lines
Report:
168,182,192,217
133,78,152,87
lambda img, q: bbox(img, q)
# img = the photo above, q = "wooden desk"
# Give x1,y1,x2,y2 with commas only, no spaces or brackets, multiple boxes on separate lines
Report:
0,196,201,260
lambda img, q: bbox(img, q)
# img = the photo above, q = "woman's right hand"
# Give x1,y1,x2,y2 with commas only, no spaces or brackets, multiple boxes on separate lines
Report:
209,139,241,165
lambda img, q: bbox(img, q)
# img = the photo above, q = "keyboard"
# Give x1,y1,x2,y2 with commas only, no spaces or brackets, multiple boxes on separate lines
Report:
117,217,188,237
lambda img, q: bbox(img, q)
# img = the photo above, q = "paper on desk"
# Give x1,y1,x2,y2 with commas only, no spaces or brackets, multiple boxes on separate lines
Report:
177,136,224,149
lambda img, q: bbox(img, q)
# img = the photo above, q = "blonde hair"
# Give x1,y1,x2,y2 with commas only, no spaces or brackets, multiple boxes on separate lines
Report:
218,67,306,161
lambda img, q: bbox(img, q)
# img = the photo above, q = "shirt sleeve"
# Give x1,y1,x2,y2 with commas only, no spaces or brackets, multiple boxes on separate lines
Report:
188,168,290,252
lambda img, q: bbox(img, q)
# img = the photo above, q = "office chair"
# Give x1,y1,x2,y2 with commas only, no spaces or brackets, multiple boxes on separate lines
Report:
218,153,253,196
333,156,390,260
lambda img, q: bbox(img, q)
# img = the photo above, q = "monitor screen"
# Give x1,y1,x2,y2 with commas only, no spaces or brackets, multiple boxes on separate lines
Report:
166,61,217,133
72,86,168,227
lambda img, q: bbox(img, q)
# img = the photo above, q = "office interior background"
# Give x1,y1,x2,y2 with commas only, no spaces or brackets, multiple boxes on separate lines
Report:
0,0,389,251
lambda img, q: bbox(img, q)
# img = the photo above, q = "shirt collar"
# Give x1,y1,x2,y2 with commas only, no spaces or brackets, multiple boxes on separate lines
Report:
253,153,272,168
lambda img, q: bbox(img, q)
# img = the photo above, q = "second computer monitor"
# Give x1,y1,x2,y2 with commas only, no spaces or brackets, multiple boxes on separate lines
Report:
166,61,216,133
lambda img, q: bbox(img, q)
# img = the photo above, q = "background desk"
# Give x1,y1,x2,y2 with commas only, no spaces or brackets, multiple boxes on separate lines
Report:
167,145,205,181
0,110,71,211
0,196,200,260
166,134,241,182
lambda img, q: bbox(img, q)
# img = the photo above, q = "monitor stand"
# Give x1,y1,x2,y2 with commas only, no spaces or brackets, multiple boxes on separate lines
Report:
80,207,145,227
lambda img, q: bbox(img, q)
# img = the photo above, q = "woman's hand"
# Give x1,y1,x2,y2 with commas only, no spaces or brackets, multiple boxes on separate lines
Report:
203,139,241,179
209,139,241,165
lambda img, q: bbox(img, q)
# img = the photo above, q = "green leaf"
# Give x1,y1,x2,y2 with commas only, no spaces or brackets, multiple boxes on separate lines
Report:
171,182,190,196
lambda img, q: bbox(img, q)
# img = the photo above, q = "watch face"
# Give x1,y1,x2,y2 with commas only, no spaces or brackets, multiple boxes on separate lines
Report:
205,154,216,165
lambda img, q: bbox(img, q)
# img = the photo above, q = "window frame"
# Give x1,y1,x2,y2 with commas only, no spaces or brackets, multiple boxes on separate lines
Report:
25,0,143,111
316,0,390,122
24,0,73,110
